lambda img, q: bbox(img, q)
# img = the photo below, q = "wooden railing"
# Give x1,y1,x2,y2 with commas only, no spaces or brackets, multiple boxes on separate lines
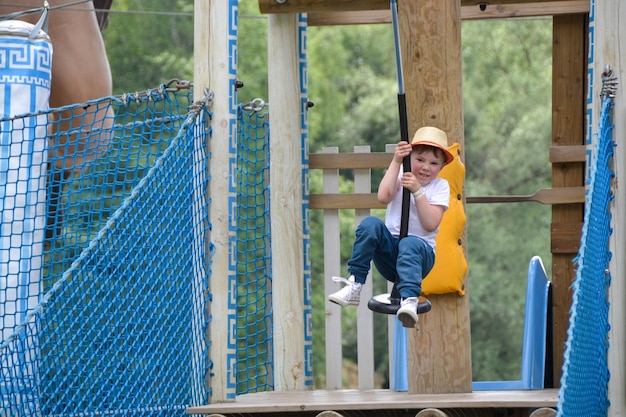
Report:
316,145,390,390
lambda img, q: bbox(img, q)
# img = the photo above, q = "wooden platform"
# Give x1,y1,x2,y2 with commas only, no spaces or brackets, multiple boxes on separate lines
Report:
187,389,559,416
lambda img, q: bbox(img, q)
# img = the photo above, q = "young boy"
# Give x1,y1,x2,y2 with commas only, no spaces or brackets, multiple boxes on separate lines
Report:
328,126,454,328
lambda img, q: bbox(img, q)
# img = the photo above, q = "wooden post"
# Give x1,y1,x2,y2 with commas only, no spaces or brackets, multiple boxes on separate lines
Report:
593,1,626,414
399,0,472,394
194,0,238,402
551,13,586,387
268,13,307,391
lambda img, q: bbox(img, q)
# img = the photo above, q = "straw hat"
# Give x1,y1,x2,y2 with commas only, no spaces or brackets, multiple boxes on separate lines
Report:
410,126,454,165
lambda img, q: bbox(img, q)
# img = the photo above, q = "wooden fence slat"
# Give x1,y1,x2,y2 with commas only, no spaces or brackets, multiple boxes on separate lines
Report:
323,147,343,390
354,146,375,390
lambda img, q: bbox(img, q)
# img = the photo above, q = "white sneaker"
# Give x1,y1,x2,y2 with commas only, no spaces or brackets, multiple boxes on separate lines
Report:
328,275,362,306
397,297,419,328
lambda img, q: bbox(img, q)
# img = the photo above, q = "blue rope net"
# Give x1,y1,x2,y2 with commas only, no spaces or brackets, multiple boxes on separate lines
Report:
557,88,615,416
0,82,212,415
235,104,273,394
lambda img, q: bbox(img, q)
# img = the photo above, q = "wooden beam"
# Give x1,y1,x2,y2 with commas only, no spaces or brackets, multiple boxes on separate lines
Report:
259,0,585,15
259,0,388,14
466,186,585,205
310,187,585,209
309,152,391,169
461,0,588,18
550,222,582,254
551,13,587,388
549,145,587,163
308,1,589,26
308,10,391,26
309,145,585,168
310,193,383,209
188,388,559,415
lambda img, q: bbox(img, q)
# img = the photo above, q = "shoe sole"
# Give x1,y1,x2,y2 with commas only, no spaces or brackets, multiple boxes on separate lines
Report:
328,296,359,307
397,311,419,328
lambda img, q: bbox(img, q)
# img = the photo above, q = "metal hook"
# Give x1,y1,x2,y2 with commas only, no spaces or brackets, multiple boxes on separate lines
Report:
600,64,618,98
242,98,268,112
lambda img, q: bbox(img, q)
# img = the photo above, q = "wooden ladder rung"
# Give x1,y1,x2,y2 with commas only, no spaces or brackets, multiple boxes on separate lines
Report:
549,145,587,163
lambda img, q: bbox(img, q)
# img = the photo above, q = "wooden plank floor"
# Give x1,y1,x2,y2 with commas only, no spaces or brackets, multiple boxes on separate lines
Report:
187,389,559,415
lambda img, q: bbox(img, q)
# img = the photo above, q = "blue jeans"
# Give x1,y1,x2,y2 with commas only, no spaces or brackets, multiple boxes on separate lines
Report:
347,216,435,298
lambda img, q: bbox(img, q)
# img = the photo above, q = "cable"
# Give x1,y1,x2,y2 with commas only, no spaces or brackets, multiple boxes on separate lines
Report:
0,2,193,19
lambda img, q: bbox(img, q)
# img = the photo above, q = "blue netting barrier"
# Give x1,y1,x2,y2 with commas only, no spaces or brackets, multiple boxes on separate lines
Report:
0,81,212,416
235,103,273,394
556,79,616,416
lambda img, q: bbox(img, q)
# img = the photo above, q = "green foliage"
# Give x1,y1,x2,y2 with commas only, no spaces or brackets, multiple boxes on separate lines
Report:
462,18,553,381
308,25,398,153
238,1,269,104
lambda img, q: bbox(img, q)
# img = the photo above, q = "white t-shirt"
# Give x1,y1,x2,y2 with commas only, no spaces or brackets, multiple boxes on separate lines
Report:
384,177,450,249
